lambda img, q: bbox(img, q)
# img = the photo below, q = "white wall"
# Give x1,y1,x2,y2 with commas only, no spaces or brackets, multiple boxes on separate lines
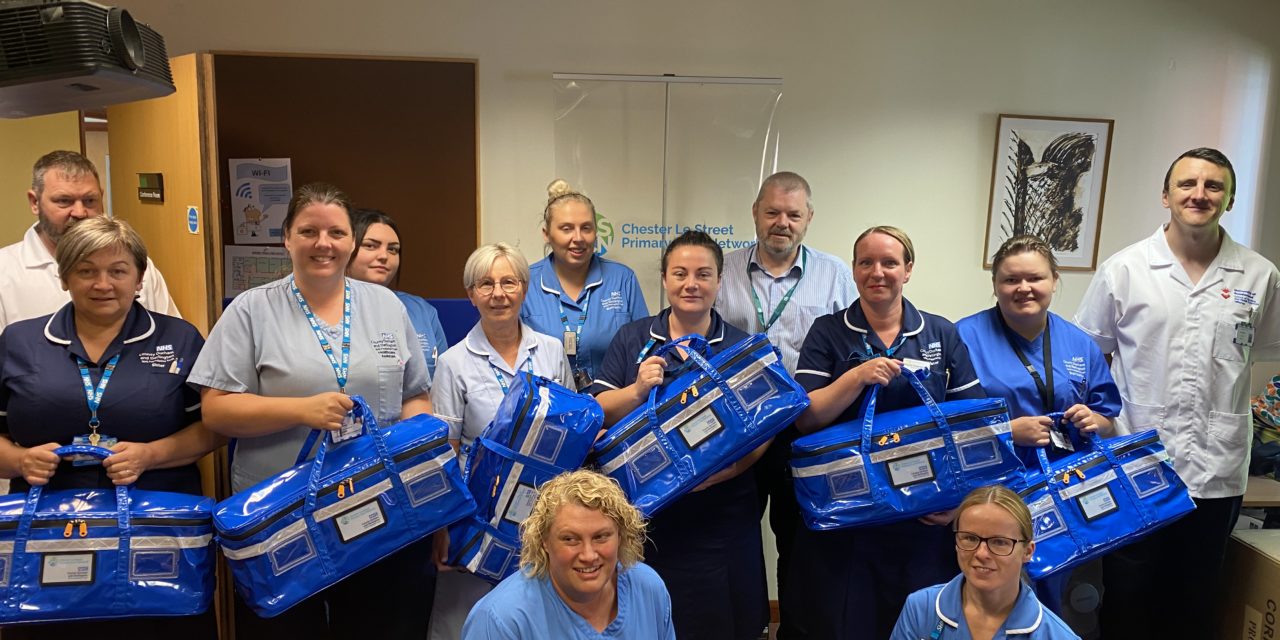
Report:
117,0,1280,600
119,0,1280,319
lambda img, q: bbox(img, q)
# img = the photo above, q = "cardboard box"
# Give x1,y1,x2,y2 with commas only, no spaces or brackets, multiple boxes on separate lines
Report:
1222,530,1280,639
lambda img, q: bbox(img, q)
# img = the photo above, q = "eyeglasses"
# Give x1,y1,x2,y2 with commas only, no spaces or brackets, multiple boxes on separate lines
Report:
473,278,523,296
954,531,1026,556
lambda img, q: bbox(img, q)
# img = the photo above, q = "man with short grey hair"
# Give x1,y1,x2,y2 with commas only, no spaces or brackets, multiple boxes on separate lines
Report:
715,170,855,611
0,150,179,332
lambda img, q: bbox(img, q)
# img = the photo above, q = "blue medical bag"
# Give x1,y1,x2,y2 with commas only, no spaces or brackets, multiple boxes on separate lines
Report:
1017,417,1195,579
791,369,1021,529
215,396,475,617
591,333,809,517
446,373,604,584
0,445,215,624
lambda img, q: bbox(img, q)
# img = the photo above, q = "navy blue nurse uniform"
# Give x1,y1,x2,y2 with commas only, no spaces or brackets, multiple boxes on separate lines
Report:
778,298,985,640
589,307,767,640
0,302,210,639
0,302,204,495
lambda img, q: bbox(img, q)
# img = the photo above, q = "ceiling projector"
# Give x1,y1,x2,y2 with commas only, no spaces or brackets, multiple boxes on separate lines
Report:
0,0,174,118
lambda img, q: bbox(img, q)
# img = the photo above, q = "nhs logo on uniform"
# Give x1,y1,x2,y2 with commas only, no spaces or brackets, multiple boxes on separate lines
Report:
601,291,626,312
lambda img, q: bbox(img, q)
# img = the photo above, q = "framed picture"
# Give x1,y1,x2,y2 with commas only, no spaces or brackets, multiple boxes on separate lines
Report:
983,114,1114,271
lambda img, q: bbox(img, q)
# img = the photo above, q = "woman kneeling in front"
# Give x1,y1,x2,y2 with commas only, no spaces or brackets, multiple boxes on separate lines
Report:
892,485,1079,640
462,469,675,639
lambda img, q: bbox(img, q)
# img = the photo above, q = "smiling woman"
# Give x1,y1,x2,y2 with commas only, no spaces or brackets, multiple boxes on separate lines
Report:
429,241,575,639
890,486,1080,640
188,183,435,639
462,469,674,639
0,216,220,638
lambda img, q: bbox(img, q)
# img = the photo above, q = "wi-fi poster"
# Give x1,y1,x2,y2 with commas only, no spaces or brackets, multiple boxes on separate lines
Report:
228,158,292,245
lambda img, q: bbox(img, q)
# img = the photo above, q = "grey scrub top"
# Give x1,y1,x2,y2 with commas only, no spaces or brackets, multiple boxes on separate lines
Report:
189,277,429,492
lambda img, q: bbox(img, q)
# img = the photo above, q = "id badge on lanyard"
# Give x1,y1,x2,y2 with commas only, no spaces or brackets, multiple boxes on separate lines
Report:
72,354,121,466
292,277,361,443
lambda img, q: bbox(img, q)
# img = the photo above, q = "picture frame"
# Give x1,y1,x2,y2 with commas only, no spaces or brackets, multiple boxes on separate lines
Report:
983,114,1114,271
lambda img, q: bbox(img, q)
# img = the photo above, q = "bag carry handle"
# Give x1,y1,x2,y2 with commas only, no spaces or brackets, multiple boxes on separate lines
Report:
1034,413,1156,528
300,395,410,523
640,334,753,484
858,369,964,489
8,445,132,615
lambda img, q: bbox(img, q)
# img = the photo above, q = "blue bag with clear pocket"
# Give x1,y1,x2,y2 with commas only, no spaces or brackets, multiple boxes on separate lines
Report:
591,333,809,517
0,445,215,624
215,395,475,617
790,368,1021,529
446,373,604,584
1017,416,1195,579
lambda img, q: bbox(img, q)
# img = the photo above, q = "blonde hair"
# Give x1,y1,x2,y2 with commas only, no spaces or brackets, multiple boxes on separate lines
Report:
955,485,1034,543
55,216,148,284
853,225,915,265
542,178,597,231
519,470,646,579
463,242,530,290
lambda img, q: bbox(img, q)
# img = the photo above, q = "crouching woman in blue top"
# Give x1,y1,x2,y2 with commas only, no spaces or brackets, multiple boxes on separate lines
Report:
589,230,768,640
463,469,675,639
779,226,985,640
891,486,1079,640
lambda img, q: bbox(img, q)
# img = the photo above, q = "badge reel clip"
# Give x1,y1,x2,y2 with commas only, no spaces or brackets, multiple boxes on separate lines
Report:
71,420,117,466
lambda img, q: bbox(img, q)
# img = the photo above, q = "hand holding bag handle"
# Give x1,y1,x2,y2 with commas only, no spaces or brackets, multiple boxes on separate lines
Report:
8,445,132,615
295,395,419,580
640,334,752,485
1038,412,1157,529
858,369,965,499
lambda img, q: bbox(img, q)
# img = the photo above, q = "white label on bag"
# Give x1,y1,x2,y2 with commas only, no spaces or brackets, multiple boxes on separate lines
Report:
677,408,723,449
887,453,935,488
1077,486,1118,521
41,553,94,585
503,483,539,525
335,500,386,543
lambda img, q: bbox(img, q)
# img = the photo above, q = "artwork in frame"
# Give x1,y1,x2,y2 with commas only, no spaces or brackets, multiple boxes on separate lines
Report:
983,114,1114,271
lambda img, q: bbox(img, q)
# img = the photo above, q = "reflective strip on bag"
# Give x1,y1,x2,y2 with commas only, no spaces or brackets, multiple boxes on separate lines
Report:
1058,469,1117,500
791,454,867,479
399,449,458,485
222,518,308,561
868,437,945,463
0,533,212,554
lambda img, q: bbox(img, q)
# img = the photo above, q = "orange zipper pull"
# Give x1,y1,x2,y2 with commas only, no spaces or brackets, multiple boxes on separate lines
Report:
79,521,88,537
691,386,699,398
338,481,346,499
63,522,73,538
891,433,901,444
1075,469,1086,480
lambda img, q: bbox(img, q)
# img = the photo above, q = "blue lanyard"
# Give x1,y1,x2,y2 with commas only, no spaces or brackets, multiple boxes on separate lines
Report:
291,276,352,392
861,331,906,361
77,354,120,435
489,359,533,395
635,337,659,364
749,246,806,331
557,288,591,337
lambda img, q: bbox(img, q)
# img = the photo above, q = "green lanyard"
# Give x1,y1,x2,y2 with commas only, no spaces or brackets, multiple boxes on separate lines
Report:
749,246,806,331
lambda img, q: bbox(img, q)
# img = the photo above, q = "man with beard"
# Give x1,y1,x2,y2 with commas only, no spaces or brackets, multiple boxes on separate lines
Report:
0,150,179,331
713,171,855,616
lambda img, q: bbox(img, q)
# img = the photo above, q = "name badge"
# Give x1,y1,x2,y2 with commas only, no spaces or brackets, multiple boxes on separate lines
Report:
563,331,578,357
1235,322,1255,347
332,412,363,443
901,358,931,373
71,434,118,466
